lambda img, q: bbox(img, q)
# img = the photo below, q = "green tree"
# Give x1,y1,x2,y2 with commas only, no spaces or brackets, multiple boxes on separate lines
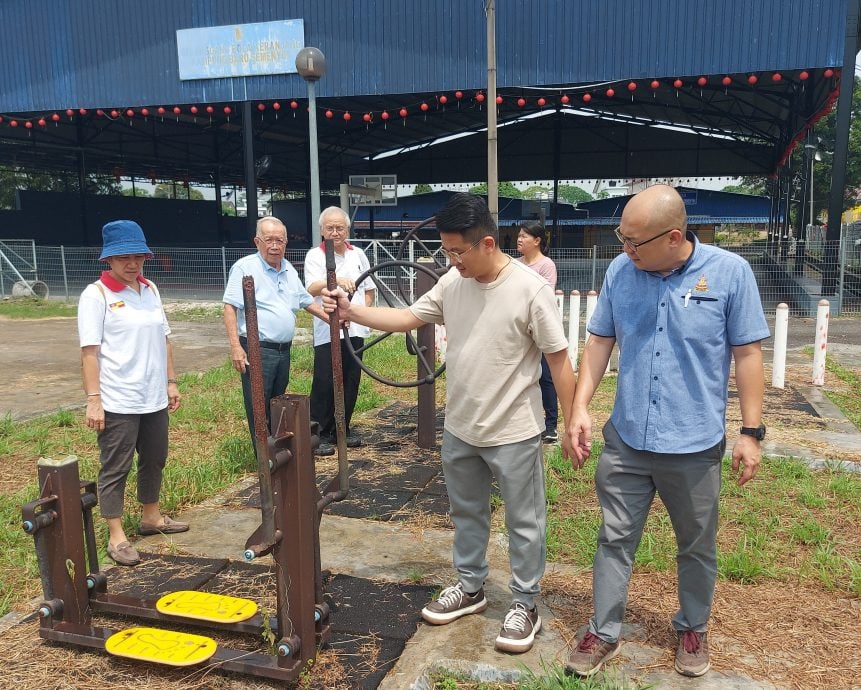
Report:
413,183,433,195
721,182,766,196
0,166,120,209
121,186,152,197
557,184,593,204
154,183,205,200
521,185,552,200
467,181,522,198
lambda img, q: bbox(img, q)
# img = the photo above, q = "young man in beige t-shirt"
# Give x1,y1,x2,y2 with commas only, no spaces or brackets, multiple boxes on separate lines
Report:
322,193,577,654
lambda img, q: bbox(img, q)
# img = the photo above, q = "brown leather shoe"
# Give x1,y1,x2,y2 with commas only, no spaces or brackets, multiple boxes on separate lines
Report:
107,540,140,566
138,516,190,536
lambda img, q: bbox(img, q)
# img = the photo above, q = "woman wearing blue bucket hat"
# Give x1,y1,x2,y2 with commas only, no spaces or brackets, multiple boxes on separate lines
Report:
77,220,189,566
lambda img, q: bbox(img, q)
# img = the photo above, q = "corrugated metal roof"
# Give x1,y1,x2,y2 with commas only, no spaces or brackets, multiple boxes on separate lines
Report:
0,0,850,112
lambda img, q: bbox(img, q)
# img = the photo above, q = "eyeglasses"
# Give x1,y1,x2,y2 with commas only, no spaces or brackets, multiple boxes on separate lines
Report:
257,236,286,246
441,238,483,264
614,225,675,253
324,224,348,234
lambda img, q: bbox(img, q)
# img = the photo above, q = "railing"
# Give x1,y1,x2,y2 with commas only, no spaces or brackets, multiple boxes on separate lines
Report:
5,238,859,315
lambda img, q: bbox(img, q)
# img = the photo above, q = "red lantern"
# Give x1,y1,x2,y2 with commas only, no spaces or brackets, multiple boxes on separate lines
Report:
475,92,485,102
51,113,60,122
24,121,33,129
560,94,570,104
420,102,429,111
439,95,448,105
399,107,408,117
272,102,280,111
582,93,592,103
126,109,134,117
606,88,615,97
37,118,46,127
799,70,810,80
537,97,546,106
223,106,231,115
650,80,660,90
455,91,463,100
673,79,683,89
0,117,4,123
697,76,707,87
363,113,372,122
66,108,74,117
111,110,119,118
747,74,758,84
721,76,732,86
381,110,390,120
172,106,181,115
824,68,834,78
187,105,196,114
141,107,150,116
10,120,18,127
496,95,503,104
627,81,637,91
205,105,213,114
78,108,87,116
771,73,782,82
290,100,299,109
325,110,334,119
343,111,351,121
517,97,526,107
257,103,265,111
156,107,165,116
96,109,105,116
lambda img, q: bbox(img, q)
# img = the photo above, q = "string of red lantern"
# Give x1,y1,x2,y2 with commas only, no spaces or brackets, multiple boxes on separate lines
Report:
0,69,841,130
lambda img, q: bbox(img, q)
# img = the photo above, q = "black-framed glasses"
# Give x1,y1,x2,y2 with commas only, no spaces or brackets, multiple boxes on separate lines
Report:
256,236,286,246
441,238,483,264
614,225,675,253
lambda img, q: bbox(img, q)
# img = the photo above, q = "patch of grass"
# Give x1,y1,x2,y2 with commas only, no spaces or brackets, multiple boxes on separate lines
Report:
0,297,77,318
162,303,223,321
790,517,829,546
822,355,861,430
427,661,644,689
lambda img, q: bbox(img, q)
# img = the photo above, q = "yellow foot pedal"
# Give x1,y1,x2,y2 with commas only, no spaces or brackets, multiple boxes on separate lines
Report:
156,590,258,624
105,627,216,666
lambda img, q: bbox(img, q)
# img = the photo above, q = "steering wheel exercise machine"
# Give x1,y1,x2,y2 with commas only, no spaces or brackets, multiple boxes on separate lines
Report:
20,233,447,682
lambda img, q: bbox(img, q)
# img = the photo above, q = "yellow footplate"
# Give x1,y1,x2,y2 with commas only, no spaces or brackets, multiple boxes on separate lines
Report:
155,590,258,623
105,627,216,666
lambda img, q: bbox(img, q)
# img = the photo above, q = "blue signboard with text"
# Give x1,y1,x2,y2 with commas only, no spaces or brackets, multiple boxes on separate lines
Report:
177,20,304,80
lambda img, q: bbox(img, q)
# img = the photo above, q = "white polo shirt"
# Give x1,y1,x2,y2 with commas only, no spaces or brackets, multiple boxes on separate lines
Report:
77,271,171,414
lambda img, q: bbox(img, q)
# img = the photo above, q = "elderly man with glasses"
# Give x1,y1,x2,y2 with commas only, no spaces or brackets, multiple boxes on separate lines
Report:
303,206,375,455
320,193,578,655
565,185,768,679
223,216,326,453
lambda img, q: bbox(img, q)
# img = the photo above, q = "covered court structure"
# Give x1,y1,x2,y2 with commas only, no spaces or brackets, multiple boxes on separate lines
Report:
0,0,858,298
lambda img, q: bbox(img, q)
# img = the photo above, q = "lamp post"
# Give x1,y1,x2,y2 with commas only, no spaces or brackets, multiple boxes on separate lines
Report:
296,46,327,246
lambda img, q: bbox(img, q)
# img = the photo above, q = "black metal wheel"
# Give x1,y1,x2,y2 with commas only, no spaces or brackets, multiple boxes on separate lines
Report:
343,259,446,387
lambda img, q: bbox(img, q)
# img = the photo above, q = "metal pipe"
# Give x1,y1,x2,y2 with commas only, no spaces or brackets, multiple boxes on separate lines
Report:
308,80,322,246
325,240,349,495
486,0,498,222
242,276,275,548
772,303,788,389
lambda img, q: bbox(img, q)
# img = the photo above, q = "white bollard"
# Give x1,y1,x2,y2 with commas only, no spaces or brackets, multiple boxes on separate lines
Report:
568,290,580,368
812,299,829,386
771,303,788,389
555,290,564,320
585,290,598,344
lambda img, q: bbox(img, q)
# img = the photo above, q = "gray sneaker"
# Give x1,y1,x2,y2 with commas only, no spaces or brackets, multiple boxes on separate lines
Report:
565,631,621,677
495,602,542,653
421,583,487,625
675,630,710,677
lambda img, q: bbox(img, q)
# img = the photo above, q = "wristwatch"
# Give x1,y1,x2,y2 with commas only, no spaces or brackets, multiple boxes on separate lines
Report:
740,424,766,440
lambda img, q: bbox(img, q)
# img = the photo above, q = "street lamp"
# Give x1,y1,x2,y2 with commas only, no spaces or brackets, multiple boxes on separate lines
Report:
296,46,327,246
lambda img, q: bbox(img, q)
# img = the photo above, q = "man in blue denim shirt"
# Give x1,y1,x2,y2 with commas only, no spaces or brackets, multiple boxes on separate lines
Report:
565,185,769,679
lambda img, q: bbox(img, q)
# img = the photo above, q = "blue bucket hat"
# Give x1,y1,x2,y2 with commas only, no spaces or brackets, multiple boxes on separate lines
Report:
99,220,154,261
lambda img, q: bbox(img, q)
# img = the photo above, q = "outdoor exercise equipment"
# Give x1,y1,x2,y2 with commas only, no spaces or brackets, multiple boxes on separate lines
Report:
20,275,350,683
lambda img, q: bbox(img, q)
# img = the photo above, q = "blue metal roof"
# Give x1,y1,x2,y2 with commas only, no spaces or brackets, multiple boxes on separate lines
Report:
0,0,849,112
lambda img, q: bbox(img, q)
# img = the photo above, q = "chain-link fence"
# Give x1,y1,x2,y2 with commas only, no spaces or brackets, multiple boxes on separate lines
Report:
2,236,859,316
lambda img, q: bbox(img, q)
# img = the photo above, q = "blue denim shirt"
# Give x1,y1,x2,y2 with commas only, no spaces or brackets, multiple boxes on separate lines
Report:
588,234,770,453
223,253,313,343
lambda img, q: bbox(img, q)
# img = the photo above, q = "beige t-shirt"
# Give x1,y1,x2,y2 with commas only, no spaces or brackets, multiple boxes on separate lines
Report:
410,259,567,446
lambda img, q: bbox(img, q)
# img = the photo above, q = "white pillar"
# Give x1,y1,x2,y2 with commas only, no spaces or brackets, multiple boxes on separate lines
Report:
771,303,789,389
568,290,580,367
812,299,830,386
585,290,598,343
